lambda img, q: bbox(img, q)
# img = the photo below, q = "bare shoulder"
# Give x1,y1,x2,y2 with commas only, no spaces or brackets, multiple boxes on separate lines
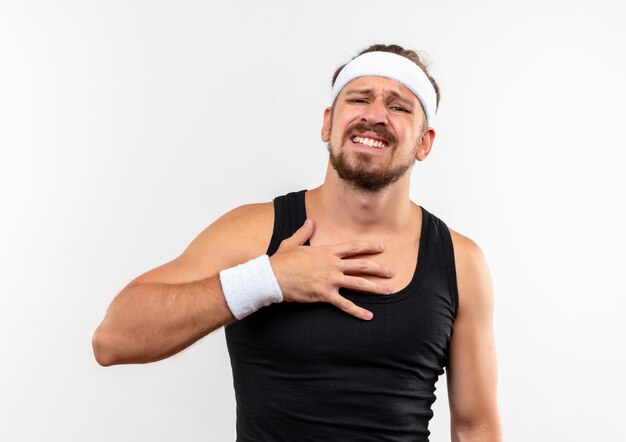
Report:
448,228,486,266
448,227,494,313
181,202,275,262
127,201,275,287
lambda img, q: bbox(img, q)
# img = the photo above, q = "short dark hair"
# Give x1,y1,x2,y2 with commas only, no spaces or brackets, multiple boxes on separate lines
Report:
331,43,440,111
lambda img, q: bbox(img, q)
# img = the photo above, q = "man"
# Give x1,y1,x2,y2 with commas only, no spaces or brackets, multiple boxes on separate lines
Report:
93,44,501,441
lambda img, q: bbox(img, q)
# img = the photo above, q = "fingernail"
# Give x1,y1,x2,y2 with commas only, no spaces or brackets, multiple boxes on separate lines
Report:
364,311,373,320
304,219,311,226
377,242,383,251
384,284,392,294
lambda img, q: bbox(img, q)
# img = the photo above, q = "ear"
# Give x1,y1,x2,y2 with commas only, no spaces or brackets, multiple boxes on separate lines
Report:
321,107,332,142
415,127,436,161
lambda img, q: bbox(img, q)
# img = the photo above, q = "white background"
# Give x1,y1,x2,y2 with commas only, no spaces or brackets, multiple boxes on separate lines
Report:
1,1,625,441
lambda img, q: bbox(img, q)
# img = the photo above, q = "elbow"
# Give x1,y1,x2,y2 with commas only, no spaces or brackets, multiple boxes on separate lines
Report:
92,323,158,366
92,326,120,367
451,417,502,442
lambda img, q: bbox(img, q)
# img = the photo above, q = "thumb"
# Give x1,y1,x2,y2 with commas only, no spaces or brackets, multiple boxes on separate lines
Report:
277,219,314,251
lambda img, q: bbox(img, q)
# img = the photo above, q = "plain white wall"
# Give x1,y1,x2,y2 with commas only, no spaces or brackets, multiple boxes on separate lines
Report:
1,1,624,441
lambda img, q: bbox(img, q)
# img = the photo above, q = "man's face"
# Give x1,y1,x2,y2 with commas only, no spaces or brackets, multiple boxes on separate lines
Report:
321,76,432,192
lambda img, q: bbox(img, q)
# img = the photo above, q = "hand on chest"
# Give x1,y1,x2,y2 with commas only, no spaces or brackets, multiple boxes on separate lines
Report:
310,228,421,294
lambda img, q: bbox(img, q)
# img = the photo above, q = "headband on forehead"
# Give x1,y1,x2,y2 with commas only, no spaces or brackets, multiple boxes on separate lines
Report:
331,51,437,125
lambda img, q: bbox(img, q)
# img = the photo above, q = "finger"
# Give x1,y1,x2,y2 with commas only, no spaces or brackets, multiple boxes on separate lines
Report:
327,293,374,321
339,259,394,278
339,275,392,295
333,241,384,258
278,219,315,251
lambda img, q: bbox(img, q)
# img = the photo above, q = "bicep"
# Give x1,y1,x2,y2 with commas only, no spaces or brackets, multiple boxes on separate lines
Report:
447,230,500,435
126,202,274,287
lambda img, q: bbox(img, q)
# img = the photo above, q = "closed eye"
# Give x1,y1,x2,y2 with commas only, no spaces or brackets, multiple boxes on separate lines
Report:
391,106,410,113
347,98,368,104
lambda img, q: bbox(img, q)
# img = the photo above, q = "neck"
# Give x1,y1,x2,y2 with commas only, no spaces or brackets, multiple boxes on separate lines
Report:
308,163,416,234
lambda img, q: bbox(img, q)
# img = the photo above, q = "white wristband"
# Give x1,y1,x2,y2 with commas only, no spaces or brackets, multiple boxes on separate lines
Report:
219,255,284,320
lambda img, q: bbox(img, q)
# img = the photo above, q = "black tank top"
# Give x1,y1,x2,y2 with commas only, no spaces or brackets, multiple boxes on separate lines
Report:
225,190,458,441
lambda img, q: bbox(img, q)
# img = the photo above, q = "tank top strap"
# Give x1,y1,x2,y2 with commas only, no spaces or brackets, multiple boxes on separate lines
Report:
266,189,308,256
424,209,459,318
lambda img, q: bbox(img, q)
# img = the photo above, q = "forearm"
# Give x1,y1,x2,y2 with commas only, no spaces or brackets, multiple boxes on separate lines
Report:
92,275,234,366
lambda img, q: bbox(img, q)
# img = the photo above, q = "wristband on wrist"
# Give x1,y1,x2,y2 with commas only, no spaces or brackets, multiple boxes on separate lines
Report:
219,255,283,320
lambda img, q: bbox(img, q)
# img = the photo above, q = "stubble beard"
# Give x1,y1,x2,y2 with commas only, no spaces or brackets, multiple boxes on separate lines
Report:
327,123,412,193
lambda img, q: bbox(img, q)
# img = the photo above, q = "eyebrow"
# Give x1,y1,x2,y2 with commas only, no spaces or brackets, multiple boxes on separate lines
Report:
344,88,414,107
387,91,414,107
345,88,373,96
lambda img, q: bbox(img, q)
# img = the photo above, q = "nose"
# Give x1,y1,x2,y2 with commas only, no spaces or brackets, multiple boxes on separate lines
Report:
361,99,388,126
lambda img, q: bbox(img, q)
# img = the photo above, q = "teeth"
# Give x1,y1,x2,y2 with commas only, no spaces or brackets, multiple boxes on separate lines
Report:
351,136,387,149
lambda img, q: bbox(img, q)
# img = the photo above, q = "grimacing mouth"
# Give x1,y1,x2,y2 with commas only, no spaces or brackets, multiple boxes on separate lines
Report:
335,121,398,150
350,135,389,149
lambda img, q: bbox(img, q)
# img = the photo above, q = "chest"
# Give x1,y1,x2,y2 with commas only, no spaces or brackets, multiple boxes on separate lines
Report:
227,286,454,378
309,229,421,294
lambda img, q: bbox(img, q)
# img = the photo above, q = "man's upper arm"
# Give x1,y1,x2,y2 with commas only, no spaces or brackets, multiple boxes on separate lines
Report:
125,202,275,288
447,228,501,441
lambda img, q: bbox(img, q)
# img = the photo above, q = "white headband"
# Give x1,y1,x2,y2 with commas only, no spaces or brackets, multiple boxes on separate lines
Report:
331,51,437,125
